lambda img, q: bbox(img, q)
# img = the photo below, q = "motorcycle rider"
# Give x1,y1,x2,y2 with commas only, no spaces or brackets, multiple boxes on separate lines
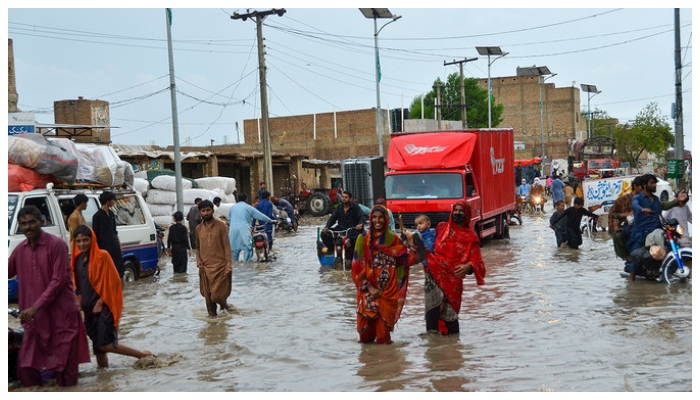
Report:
516,178,531,212
271,195,297,233
528,177,546,212
321,191,367,261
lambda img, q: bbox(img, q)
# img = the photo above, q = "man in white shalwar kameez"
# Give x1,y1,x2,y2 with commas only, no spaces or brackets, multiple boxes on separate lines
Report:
228,193,274,261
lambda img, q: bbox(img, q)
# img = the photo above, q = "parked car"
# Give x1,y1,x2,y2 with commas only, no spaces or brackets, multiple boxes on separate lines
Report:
656,178,677,203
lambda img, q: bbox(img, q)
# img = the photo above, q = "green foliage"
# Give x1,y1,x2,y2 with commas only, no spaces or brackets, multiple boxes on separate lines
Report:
408,73,503,128
610,102,673,169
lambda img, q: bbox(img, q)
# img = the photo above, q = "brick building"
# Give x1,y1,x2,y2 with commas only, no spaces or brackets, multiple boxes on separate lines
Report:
53,97,112,143
479,70,587,161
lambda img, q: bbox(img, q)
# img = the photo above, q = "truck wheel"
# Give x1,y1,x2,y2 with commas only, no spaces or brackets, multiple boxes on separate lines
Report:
123,261,138,283
308,193,331,217
500,218,510,239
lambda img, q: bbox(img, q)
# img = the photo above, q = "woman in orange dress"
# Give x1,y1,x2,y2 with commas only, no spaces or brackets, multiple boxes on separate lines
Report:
351,205,420,344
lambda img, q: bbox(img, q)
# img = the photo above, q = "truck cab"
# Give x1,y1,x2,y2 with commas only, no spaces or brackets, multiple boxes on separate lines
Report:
8,184,160,282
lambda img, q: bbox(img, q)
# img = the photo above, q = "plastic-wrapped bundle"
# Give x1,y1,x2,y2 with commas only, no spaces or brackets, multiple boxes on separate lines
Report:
195,177,236,194
121,160,135,188
9,134,79,184
49,138,125,186
147,203,177,217
8,163,57,192
151,175,194,191
132,178,150,195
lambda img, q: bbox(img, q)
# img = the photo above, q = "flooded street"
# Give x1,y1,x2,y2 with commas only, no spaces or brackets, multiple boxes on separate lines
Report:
9,212,692,392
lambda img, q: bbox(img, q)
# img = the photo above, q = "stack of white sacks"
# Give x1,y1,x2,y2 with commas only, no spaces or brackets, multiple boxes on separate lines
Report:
133,172,236,228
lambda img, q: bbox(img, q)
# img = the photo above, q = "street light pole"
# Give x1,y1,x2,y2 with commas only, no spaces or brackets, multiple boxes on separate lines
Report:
360,8,401,158
581,84,601,139
526,66,555,162
476,46,508,128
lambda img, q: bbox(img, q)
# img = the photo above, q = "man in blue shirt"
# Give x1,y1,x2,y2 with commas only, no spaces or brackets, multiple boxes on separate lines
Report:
254,191,277,250
516,178,531,200
550,174,565,208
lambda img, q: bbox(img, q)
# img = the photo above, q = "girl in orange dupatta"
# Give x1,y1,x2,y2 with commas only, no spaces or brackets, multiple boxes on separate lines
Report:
424,201,485,335
351,205,419,344
71,225,153,367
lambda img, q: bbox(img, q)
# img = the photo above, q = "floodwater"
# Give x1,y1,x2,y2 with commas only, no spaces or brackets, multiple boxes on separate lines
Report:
8,211,692,392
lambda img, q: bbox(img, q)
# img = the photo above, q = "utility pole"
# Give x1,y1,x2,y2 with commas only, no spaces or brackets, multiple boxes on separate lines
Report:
231,8,286,196
673,8,685,190
165,8,183,213
444,57,478,129
435,84,442,130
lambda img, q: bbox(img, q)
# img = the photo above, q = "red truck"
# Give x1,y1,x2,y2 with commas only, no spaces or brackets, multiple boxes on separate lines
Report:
384,129,516,241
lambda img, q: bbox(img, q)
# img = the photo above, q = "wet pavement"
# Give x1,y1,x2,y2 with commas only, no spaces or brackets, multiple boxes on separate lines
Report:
8,211,692,392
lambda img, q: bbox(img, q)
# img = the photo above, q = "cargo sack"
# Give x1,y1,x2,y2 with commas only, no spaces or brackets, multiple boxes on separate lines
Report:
121,161,135,188
151,175,194,191
146,169,198,188
195,177,236,194
10,133,79,184
8,163,57,192
71,143,123,186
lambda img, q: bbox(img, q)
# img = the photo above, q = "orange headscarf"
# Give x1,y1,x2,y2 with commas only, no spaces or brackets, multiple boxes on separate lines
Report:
70,227,123,328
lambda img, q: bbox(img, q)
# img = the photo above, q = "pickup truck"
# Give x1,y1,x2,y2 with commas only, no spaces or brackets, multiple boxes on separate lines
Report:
8,184,160,282
385,129,516,241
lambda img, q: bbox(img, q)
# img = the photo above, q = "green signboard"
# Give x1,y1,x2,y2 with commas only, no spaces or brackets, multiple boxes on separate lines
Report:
666,159,684,179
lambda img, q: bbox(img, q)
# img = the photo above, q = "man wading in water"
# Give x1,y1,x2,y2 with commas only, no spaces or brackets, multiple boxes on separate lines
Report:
196,200,234,317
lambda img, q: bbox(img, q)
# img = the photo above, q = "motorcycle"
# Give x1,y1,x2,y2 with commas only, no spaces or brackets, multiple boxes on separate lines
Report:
8,309,22,385
623,214,692,284
276,209,299,234
530,194,545,214
657,214,692,284
328,228,356,271
155,222,166,258
252,221,277,262
516,194,528,212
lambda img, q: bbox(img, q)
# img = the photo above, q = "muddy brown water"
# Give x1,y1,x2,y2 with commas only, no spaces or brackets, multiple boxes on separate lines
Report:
8,212,692,392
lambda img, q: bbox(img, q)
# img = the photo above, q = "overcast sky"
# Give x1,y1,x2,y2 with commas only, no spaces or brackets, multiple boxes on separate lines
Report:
5,3,695,152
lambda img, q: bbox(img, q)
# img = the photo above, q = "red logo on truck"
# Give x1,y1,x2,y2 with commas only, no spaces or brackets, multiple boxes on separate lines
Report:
404,144,448,155
490,147,505,175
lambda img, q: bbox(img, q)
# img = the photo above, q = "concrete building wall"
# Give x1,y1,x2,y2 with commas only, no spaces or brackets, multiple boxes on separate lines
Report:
243,108,384,160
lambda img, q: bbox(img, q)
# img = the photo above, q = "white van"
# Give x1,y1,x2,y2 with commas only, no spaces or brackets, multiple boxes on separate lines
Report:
8,183,160,282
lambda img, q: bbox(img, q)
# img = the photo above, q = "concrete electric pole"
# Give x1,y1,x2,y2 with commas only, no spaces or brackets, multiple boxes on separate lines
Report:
444,57,478,129
232,8,286,196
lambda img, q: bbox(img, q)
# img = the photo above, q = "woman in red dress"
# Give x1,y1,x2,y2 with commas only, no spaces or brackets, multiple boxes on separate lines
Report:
424,201,486,335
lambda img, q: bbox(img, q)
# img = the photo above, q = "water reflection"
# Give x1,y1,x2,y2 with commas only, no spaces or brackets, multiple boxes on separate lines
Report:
356,342,410,391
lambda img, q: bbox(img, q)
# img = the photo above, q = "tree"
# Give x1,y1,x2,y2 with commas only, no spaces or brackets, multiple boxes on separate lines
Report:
408,73,503,128
611,102,674,170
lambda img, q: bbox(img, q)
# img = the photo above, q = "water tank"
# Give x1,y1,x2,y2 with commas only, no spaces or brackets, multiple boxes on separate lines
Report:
341,157,385,208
